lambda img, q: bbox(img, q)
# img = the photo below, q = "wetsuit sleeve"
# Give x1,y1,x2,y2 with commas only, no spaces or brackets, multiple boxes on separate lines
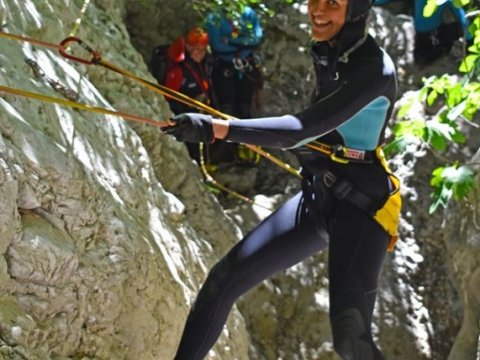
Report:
164,65,183,92
226,60,394,149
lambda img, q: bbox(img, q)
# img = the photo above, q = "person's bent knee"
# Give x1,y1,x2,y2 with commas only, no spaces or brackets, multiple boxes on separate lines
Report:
332,308,378,360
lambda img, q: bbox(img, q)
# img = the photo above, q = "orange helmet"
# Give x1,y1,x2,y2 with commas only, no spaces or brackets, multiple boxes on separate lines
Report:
185,27,209,47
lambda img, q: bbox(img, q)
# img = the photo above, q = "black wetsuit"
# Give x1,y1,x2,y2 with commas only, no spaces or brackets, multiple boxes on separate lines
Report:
174,9,397,360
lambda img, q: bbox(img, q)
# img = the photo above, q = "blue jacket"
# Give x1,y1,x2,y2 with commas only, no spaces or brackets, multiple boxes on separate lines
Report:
374,0,469,34
205,6,263,62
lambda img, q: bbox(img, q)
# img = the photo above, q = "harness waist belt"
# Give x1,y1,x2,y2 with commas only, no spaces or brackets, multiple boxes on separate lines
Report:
312,142,376,163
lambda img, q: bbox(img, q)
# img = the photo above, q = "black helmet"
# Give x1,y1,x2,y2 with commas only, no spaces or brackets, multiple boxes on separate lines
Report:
347,0,373,22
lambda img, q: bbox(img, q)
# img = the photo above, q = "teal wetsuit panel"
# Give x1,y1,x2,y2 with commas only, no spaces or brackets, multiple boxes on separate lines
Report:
337,96,390,150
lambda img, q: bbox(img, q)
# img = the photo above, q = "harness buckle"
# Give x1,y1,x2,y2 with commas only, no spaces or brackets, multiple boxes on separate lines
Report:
323,171,337,188
330,145,349,164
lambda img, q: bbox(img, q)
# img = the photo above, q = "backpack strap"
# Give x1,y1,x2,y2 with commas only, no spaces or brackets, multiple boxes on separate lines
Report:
320,171,379,217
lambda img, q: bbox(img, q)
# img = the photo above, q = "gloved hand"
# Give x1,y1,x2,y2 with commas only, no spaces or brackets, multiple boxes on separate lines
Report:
163,113,214,143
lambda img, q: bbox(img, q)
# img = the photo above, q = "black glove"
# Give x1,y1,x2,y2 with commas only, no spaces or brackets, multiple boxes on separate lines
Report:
163,113,214,143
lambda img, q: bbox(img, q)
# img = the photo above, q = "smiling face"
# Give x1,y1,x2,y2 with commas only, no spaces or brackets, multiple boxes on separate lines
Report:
186,44,207,63
308,0,348,41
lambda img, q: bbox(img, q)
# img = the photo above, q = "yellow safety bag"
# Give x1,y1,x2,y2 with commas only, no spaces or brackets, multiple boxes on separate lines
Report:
373,147,402,252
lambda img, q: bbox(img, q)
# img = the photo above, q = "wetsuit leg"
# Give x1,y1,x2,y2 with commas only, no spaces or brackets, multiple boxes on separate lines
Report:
174,192,329,360
209,61,239,164
211,60,236,115
328,202,389,360
235,72,255,118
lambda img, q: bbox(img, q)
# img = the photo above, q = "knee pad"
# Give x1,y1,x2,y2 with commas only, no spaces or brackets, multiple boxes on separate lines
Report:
332,308,375,360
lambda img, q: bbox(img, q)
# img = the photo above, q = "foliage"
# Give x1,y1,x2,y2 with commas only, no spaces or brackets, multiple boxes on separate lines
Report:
386,0,480,213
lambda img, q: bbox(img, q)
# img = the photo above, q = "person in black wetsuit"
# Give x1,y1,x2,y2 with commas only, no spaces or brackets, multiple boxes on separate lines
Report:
164,0,401,359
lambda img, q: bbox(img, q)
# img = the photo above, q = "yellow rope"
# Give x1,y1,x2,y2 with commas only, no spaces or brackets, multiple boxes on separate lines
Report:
69,0,91,38
0,85,168,127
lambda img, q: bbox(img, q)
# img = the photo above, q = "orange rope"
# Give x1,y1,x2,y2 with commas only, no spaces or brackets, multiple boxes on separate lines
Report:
0,32,60,49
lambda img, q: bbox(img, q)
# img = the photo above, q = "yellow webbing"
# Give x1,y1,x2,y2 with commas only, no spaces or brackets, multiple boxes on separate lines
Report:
373,147,402,252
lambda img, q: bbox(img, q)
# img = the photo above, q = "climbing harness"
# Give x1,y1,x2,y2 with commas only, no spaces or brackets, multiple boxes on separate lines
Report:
305,144,401,252
311,147,401,252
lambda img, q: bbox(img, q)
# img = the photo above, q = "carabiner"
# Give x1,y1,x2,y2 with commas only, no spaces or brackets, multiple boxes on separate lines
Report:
58,36,101,65
330,145,349,164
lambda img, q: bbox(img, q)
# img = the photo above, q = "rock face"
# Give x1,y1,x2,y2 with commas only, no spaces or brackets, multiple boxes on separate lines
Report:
0,1,248,359
0,1,479,360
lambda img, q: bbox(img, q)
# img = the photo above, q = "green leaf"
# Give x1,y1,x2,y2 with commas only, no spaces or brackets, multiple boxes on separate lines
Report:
438,112,466,144
459,54,479,73
429,165,456,214
424,121,455,151
397,97,415,119
394,119,426,138
464,89,480,120
423,0,439,17
429,186,452,214
446,83,463,108
383,135,419,156
441,165,469,183
430,165,475,212
430,166,446,188
431,80,446,94
447,100,467,120
419,82,433,101
427,90,438,106
452,0,470,6
451,129,466,144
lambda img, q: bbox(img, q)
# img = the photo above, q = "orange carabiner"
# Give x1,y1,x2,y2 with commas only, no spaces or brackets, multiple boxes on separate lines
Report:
58,36,101,65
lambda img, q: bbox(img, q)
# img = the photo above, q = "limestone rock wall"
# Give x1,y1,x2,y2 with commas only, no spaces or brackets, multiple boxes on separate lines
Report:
0,0,249,359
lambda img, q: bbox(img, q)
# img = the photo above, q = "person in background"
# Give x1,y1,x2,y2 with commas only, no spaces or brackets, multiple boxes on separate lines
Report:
375,0,471,64
164,28,213,116
165,0,402,359
163,27,215,164
205,6,264,165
